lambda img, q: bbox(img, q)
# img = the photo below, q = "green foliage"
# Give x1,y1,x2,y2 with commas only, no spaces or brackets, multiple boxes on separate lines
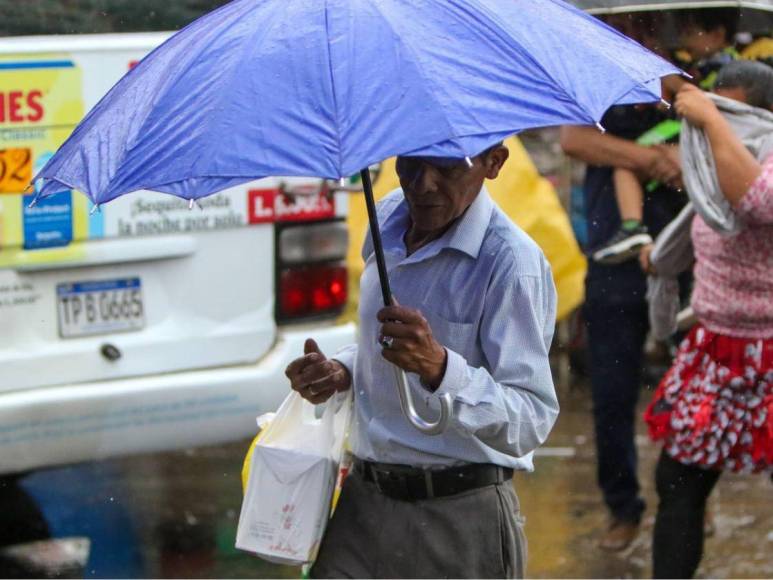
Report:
0,0,231,36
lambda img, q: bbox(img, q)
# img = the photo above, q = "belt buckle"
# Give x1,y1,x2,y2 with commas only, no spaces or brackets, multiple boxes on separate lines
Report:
424,471,435,499
372,467,412,500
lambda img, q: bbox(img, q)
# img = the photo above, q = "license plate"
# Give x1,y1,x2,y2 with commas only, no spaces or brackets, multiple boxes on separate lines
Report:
57,278,145,338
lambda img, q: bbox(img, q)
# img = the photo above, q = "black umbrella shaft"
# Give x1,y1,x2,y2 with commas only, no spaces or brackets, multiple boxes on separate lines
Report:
360,169,393,307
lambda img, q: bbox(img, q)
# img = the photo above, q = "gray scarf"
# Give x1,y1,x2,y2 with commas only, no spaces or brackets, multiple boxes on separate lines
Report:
648,94,773,340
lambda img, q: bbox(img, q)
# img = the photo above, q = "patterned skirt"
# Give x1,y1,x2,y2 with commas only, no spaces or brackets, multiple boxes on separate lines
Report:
644,325,773,473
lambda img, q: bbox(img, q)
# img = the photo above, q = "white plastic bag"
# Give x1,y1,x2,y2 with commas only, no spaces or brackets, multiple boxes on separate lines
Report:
235,390,352,565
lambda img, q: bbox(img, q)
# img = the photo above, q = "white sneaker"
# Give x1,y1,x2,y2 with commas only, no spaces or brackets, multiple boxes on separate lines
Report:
592,226,653,265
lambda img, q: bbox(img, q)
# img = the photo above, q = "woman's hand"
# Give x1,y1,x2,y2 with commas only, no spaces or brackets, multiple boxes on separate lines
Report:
674,84,723,129
639,243,656,275
675,83,762,206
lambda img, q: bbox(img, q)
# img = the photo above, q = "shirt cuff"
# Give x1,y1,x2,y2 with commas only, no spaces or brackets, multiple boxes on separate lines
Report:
331,344,356,378
433,348,467,400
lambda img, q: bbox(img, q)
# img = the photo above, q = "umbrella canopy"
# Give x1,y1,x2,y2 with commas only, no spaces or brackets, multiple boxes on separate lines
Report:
31,0,683,435
570,0,773,13
33,0,681,205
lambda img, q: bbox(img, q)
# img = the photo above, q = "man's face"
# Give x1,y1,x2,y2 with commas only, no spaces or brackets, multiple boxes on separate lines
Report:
604,13,664,53
395,147,508,234
678,25,727,60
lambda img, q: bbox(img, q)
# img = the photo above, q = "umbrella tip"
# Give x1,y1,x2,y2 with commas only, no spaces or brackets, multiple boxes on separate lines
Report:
189,198,195,210
464,156,473,168
27,197,38,209
339,178,346,187
595,122,606,134
90,203,101,215
660,98,672,109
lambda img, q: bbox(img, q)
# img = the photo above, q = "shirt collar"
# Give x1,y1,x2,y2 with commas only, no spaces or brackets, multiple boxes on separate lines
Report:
380,186,494,261
445,186,494,259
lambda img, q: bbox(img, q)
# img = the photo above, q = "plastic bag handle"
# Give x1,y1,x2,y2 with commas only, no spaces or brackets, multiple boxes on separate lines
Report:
258,391,306,442
259,390,351,459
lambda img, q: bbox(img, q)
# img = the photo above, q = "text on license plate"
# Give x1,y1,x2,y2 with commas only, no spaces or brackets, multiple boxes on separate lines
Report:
57,278,145,338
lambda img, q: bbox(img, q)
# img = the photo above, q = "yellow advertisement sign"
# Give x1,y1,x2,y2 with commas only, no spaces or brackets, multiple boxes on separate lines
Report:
0,54,87,252
0,147,32,193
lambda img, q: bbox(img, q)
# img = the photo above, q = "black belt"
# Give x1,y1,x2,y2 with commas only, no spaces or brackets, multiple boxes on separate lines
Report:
354,458,513,502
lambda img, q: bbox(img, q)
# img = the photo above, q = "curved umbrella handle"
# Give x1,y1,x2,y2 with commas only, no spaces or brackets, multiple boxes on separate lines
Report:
392,365,452,436
359,168,452,435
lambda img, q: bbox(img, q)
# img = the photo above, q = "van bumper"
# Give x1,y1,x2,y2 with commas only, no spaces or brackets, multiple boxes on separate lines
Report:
0,322,356,475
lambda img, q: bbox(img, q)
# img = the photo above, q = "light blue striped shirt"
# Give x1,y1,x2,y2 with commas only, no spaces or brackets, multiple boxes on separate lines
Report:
333,187,558,471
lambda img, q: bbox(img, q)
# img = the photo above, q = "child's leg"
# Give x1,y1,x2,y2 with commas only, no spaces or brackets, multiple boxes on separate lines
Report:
652,451,721,579
593,168,652,264
613,168,644,225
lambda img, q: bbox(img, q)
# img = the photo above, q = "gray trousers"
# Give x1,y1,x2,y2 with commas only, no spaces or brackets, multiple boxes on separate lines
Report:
310,469,527,579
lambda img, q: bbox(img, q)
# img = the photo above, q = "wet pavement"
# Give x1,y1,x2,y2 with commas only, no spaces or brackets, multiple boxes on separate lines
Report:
3,383,772,579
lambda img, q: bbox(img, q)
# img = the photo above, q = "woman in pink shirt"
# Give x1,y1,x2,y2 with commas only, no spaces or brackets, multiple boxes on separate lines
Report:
644,70,773,578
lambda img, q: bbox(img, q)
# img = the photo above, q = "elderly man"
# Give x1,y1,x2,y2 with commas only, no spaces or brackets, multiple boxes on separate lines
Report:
285,143,559,579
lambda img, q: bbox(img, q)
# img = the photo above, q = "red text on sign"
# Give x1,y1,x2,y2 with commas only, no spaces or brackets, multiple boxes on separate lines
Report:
248,186,335,225
0,91,44,124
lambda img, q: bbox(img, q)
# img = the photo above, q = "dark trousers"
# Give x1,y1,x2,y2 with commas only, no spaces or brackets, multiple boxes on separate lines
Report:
653,452,721,579
584,299,648,523
311,469,526,579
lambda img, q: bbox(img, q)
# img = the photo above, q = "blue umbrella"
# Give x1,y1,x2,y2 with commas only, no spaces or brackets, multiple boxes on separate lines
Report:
32,0,682,434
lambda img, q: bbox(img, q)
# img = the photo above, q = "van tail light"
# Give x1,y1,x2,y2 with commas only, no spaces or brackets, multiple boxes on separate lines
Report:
279,264,347,320
276,219,349,323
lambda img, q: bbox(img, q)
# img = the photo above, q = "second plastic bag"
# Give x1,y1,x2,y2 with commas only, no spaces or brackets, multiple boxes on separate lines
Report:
235,389,352,565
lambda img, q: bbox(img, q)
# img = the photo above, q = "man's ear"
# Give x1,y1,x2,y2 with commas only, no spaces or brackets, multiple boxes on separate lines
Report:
485,146,509,180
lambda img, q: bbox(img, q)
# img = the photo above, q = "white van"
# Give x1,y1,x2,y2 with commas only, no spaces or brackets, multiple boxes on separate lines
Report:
0,33,356,475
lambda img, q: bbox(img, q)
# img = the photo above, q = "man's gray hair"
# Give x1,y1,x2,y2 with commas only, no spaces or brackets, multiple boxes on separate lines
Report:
716,60,773,110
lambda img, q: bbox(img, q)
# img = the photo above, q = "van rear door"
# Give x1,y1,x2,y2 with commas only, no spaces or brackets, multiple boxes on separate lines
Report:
0,37,334,393
1,183,286,392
